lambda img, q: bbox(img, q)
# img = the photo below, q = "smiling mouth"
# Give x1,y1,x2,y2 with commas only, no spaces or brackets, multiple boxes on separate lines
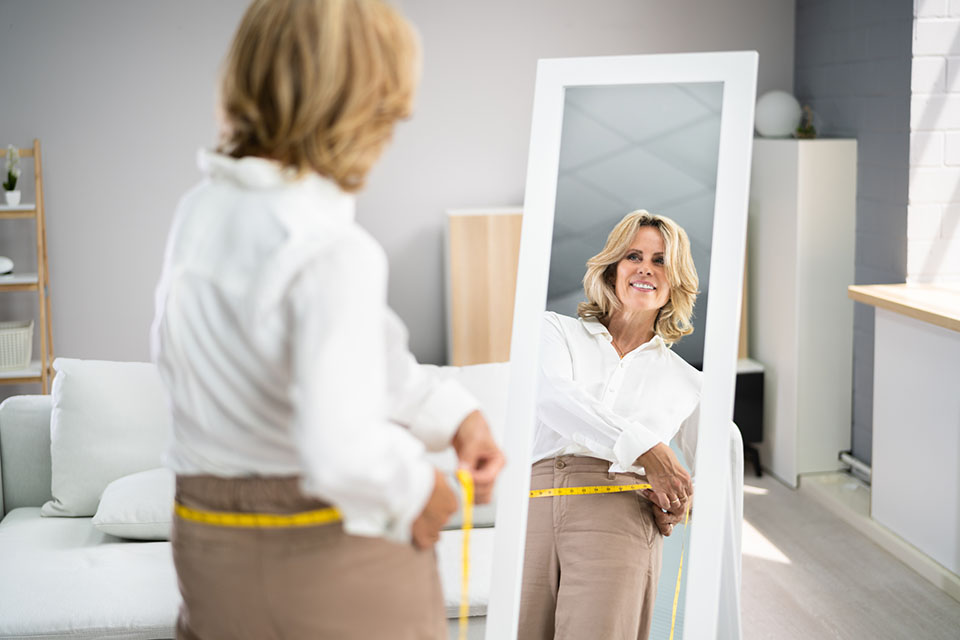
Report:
630,282,656,291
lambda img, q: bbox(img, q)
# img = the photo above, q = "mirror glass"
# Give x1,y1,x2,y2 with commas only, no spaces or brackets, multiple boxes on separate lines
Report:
522,82,723,638
549,82,722,367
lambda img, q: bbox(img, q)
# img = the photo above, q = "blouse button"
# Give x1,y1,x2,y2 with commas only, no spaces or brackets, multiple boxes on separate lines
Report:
555,459,566,469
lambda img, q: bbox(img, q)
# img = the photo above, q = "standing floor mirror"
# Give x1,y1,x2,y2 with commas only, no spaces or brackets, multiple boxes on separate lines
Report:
486,51,758,639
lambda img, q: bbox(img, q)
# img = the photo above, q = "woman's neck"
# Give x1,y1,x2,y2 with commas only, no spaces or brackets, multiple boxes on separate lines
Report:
603,310,658,357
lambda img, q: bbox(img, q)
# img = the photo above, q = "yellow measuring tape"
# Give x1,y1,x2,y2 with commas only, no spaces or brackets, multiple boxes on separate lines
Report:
529,482,652,497
529,483,691,640
455,469,474,640
173,502,342,528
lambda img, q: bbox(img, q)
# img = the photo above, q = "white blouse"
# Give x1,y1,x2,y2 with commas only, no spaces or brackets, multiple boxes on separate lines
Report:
151,150,478,543
532,311,701,475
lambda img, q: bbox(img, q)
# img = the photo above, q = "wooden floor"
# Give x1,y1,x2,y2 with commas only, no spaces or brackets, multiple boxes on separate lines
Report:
741,473,960,640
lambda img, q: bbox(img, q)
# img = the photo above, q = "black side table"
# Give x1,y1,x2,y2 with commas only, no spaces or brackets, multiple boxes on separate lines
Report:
734,358,764,477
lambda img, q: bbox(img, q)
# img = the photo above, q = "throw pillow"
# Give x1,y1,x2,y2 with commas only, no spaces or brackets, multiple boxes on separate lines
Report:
41,358,171,517
93,467,175,540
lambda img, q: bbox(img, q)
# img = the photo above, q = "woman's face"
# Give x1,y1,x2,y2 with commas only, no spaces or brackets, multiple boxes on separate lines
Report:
613,226,671,314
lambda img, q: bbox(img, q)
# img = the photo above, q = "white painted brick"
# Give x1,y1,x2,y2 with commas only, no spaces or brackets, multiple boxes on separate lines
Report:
914,56,948,93
907,204,943,239
908,235,960,278
945,132,960,164
915,19,960,55
911,131,945,165
942,204,960,238
944,56,960,91
909,167,960,202
911,94,960,129
918,0,949,17
950,0,960,17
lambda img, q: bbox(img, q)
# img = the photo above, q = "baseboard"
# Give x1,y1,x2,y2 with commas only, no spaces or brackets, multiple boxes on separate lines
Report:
800,472,960,604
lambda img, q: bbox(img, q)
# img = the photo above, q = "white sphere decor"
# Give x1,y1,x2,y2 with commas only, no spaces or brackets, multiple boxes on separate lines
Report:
754,90,802,137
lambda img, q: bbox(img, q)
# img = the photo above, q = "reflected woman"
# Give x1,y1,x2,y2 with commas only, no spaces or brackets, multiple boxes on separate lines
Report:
519,210,701,640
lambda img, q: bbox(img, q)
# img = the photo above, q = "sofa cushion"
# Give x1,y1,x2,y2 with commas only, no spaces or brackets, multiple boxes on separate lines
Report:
0,508,180,638
41,359,171,517
93,468,175,540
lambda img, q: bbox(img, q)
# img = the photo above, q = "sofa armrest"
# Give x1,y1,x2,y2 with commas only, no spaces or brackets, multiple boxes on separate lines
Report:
0,395,53,516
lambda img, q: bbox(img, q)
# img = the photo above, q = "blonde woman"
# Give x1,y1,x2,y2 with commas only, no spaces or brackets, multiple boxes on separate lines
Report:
519,211,701,640
151,1,503,638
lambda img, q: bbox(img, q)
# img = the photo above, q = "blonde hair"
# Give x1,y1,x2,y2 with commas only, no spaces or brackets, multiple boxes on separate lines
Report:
218,0,419,192
578,210,699,345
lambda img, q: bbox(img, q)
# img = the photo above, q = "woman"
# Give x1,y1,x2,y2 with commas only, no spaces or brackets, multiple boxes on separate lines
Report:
519,210,701,640
150,1,503,638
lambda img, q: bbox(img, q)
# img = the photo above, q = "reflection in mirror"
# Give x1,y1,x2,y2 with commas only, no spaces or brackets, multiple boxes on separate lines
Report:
518,83,723,639
549,83,722,368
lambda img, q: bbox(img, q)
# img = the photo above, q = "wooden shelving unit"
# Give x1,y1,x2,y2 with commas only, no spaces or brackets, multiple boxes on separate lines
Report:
0,139,54,393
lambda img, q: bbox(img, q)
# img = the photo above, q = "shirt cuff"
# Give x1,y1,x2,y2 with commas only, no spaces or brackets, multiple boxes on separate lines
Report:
335,458,435,544
613,429,660,472
407,379,480,452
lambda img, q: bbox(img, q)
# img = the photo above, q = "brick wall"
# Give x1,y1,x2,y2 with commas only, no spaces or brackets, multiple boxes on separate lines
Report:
910,0,960,282
794,0,912,465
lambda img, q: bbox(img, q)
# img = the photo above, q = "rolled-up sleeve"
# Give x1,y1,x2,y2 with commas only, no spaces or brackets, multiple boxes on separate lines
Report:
537,314,662,469
287,231,433,543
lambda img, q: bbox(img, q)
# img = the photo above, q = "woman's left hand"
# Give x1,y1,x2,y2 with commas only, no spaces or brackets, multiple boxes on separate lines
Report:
651,494,692,536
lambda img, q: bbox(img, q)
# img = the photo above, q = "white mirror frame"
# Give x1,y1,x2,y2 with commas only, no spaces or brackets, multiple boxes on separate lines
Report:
487,51,758,640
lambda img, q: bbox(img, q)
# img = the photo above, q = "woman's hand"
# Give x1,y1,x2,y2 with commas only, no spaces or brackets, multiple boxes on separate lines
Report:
650,494,692,536
635,442,692,511
411,468,458,549
452,410,505,504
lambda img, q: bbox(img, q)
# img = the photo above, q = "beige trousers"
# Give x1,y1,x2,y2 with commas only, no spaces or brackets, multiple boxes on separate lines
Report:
172,475,447,640
518,456,663,640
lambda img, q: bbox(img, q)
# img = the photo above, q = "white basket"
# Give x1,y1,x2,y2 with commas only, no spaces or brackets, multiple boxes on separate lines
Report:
0,320,33,370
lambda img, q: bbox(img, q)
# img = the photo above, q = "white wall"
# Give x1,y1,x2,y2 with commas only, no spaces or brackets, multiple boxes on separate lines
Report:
0,0,794,384
909,0,960,283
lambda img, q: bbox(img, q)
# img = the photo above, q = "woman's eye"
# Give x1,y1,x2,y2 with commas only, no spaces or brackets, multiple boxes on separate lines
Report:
654,257,665,265
626,253,640,261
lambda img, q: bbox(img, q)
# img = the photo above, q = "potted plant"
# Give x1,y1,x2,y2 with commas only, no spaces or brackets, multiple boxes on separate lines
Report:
4,145,21,206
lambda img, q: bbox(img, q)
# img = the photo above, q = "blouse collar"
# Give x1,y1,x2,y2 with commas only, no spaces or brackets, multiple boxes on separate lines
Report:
580,316,667,353
198,150,350,199
196,150,356,226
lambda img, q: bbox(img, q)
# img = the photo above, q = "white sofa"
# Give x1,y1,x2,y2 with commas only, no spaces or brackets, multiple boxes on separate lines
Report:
0,360,507,640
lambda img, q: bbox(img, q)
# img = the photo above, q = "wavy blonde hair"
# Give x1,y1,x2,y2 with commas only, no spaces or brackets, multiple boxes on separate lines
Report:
218,0,419,192
578,210,699,345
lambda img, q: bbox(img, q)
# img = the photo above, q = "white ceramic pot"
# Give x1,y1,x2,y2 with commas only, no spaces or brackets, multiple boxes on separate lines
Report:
4,190,21,206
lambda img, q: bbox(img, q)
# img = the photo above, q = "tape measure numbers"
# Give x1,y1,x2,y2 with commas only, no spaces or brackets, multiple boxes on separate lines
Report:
528,483,652,498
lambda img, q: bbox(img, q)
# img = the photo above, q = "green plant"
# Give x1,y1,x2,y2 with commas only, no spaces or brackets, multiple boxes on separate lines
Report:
794,105,817,140
4,145,20,191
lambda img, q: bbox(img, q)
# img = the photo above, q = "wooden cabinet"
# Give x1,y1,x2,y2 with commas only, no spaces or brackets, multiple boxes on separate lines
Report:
445,208,522,366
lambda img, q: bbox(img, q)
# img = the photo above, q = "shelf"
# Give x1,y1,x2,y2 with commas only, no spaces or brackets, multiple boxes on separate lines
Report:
0,204,37,219
0,273,39,291
0,360,45,384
